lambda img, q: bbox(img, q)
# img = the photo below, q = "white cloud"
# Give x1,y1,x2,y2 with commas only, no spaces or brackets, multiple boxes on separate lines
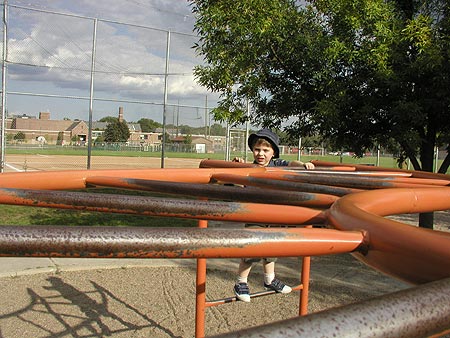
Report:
6,0,220,123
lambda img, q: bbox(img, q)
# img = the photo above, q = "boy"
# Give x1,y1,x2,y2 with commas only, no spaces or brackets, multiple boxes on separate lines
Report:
232,128,315,302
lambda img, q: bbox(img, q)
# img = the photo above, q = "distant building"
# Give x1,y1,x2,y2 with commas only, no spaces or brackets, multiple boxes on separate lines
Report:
6,107,160,146
170,135,214,153
5,107,226,152
7,112,88,145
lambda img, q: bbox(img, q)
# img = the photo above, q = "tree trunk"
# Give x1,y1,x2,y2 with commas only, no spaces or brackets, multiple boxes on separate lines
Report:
438,145,450,174
419,212,434,229
417,133,437,229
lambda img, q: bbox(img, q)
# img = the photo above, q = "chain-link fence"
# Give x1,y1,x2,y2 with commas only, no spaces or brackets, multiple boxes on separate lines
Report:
0,2,224,172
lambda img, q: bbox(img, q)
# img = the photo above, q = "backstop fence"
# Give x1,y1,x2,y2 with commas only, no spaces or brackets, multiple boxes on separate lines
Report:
0,1,226,172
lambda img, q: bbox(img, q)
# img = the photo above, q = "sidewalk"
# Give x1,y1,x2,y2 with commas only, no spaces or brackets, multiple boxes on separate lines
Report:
0,256,197,278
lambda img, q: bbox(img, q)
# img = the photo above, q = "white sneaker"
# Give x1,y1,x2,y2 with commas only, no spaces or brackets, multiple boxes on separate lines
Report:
264,278,292,294
234,283,251,302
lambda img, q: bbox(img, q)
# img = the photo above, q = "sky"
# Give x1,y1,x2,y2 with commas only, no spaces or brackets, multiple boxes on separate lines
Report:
3,0,222,127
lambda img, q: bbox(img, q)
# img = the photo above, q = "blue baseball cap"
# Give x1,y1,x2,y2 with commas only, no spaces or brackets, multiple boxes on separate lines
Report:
248,129,280,158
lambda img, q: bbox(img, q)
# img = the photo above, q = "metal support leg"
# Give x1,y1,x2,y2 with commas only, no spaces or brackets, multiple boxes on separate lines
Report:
195,219,208,338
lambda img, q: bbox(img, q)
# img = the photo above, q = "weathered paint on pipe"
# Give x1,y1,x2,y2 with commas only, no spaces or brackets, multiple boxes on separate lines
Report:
0,188,326,224
199,159,356,172
328,187,450,284
211,173,362,196
0,167,266,190
213,277,450,338
199,159,256,168
250,171,445,189
86,176,338,207
0,226,365,258
312,160,450,181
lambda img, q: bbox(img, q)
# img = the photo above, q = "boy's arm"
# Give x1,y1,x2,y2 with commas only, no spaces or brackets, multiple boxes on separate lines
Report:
288,160,315,169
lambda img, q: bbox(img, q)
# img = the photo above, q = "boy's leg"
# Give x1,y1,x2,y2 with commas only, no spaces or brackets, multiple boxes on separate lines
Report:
262,260,292,294
234,258,254,302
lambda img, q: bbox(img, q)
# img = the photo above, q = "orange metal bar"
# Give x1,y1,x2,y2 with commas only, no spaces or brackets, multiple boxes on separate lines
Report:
219,277,450,338
199,159,256,168
299,256,311,316
195,219,208,338
312,160,450,181
0,188,326,225
299,225,312,316
200,159,356,172
211,173,362,196
249,171,445,189
328,187,450,284
0,167,266,190
0,226,365,258
85,176,338,208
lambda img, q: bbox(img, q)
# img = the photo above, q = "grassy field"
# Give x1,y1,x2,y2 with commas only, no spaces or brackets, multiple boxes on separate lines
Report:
0,204,197,227
0,188,197,227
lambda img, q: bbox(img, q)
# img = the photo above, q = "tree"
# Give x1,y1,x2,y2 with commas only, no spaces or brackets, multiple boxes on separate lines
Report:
210,123,227,136
191,0,450,171
56,132,64,145
13,131,26,142
103,119,130,142
191,0,450,228
99,116,119,124
138,118,161,132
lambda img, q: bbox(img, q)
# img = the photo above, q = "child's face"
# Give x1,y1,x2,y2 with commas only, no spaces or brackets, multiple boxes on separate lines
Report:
252,140,274,166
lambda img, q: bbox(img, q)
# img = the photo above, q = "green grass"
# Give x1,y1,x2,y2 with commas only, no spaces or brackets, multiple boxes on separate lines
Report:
0,189,198,227
0,205,197,227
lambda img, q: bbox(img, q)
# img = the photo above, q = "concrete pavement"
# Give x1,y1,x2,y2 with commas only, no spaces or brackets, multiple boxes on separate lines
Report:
0,256,197,278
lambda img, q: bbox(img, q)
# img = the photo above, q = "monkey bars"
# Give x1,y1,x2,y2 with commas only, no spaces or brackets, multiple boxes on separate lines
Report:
0,159,449,337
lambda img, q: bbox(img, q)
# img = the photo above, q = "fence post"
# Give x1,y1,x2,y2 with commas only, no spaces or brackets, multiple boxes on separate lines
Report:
0,0,8,173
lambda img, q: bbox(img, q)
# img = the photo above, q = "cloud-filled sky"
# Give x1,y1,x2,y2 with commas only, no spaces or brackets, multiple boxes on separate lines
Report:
4,0,221,126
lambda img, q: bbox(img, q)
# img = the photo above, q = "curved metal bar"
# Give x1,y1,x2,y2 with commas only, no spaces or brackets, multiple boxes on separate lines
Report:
85,176,338,208
250,171,446,189
0,167,266,190
211,173,362,196
200,159,356,172
0,226,364,258
214,277,450,338
312,160,450,181
0,188,326,224
328,187,450,284
199,159,256,168
0,166,449,285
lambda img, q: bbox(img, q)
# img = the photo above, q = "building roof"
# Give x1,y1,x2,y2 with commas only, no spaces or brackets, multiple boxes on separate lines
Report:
11,118,83,132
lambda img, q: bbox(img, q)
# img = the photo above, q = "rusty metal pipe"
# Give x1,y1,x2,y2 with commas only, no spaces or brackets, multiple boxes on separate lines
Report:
251,172,445,189
312,160,450,181
328,187,450,284
0,226,364,258
0,188,326,224
199,159,256,168
211,173,362,196
213,277,450,338
200,159,356,172
0,167,266,190
86,176,338,208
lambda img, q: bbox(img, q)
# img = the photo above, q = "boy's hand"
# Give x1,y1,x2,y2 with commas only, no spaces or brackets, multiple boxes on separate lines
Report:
304,162,315,170
232,157,245,163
